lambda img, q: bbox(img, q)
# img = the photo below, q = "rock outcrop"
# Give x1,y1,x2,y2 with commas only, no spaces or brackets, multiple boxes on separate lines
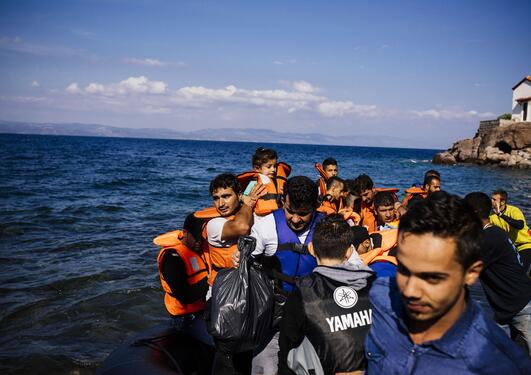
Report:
433,121,531,168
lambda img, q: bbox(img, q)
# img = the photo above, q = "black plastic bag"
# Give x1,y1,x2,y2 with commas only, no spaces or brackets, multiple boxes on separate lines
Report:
207,236,275,353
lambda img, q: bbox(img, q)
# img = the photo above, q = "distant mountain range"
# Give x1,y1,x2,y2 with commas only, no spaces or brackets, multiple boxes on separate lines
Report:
0,120,432,149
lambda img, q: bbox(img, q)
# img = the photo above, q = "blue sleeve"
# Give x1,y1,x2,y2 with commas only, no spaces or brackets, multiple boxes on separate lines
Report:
370,262,397,278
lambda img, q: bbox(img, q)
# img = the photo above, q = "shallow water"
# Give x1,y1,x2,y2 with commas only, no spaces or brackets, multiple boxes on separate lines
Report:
0,134,529,374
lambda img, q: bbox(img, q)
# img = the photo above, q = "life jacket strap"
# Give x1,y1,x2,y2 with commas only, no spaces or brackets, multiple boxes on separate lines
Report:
211,264,224,272
261,193,280,201
276,243,309,254
251,258,296,295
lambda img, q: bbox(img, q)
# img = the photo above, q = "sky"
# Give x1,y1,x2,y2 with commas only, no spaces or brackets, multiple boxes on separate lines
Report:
0,0,530,148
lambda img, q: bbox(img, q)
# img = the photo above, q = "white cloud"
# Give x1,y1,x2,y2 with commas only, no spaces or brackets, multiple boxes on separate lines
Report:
318,101,378,117
124,58,168,67
65,83,81,94
85,83,105,94
273,59,296,65
60,76,494,123
279,80,319,93
292,81,318,93
0,95,47,103
31,80,40,88
123,57,186,68
410,108,495,119
66,76,167,96
116,76,167,94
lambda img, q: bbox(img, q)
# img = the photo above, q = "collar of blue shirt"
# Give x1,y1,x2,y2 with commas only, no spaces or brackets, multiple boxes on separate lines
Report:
388,278,478,357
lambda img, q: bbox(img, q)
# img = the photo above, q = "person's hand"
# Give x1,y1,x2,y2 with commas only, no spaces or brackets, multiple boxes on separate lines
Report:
242,183,267,208
395,201,407,218
232,250,240,268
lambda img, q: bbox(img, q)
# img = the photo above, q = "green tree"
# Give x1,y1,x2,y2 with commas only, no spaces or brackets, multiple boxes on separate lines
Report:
497,113,512,120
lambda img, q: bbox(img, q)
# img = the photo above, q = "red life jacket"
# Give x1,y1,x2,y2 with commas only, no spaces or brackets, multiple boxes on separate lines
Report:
154,230,209,316
237,162,291,216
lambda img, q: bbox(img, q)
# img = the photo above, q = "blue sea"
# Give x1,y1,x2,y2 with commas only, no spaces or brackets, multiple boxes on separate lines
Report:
1,133,530,374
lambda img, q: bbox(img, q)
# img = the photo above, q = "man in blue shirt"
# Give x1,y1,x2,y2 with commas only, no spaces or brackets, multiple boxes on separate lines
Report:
365,192,530,374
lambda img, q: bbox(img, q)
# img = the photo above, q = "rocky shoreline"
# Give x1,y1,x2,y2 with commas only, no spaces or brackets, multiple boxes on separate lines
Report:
433,121,531,169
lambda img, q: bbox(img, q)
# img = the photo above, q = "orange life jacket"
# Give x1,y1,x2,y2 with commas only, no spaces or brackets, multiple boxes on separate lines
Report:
314,162,329,197
362,188,400,233
317,205,361,226
237,162,291,216
361,203,377,233
154,230,209,316
374,187,400,202
194,207,239,285
402,187,428,206
359,229,398,266
319,196,344,213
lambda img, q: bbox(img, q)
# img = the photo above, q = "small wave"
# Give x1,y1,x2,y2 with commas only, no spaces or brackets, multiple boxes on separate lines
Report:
408,159,430,164
92,177,147,189
96,204,125,212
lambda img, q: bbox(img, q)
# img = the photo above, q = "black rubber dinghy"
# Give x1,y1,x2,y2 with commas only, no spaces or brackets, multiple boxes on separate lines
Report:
97,321,214,375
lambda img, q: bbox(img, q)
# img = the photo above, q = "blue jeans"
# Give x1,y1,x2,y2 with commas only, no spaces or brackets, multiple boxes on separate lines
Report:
172,311,214,346
507,300,531,355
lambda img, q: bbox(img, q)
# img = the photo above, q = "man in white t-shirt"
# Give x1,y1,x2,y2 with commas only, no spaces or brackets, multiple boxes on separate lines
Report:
204,173,265,283
204,173,265,375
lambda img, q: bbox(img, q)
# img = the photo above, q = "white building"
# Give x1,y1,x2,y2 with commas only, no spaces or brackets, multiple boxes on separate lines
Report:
512,76,531,121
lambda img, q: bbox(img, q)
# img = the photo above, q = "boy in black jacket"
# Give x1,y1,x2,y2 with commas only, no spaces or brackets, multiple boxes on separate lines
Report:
278,216,374,375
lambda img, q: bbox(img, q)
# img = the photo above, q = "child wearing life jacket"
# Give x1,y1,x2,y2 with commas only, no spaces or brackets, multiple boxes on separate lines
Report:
154,213,213,346
319,176,345,213
238,147,291,216
315,157,338,197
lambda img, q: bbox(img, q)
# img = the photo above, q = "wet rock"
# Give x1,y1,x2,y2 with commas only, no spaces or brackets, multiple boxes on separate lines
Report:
432,151,456,165
434,121,531,168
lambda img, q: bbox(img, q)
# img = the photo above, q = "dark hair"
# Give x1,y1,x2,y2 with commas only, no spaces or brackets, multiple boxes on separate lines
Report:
352,174,374,195
322,157,337,169
398,191,483,270
492,189,508,201
407,194,425,207
464,192,491,220
342,179,360,212
313,216,352,259
326,176,344,190
283,176,318,210
424,169,440,179
209,173,241,195
374,191,396,208
423,175,440,188
183,213,204,241
343,179,357,194
351,225,370,249
252,147,278,167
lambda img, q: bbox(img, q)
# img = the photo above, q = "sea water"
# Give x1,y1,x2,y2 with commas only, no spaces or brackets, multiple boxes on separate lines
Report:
1,134,530,374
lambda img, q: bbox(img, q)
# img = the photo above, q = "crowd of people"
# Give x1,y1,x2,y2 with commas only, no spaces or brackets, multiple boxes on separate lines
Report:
154,147,531,374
